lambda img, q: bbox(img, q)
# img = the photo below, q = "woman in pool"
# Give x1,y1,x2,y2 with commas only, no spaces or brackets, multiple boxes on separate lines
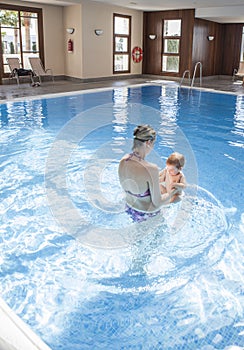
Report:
118,125,179,222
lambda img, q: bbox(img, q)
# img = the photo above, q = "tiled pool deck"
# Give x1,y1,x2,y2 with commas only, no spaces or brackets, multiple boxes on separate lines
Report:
0,75,244,102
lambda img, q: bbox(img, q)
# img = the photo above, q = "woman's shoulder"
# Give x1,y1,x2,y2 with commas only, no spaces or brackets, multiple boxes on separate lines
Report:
146,161,159,171
119,154,159,171
122,153,135,160
119,154,130,162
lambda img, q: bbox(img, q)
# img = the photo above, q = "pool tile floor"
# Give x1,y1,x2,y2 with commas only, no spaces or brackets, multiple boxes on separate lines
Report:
0,75,244,102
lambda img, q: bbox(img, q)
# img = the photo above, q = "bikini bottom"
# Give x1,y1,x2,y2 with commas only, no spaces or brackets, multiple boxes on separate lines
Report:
125,204,160,223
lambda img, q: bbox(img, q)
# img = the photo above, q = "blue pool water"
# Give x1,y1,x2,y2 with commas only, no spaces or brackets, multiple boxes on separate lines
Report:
0,83,244,349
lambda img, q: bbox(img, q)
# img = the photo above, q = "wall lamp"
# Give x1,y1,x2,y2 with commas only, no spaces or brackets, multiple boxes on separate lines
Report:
207,35,214,41
148,34,157,40
94,29,104,36
66,28,75,34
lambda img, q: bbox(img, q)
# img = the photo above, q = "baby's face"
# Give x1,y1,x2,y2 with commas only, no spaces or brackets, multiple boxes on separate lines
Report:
166,165,180,176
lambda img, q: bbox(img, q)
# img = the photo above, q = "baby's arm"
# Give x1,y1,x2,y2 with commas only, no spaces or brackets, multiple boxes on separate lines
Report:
170,173,186,191
169,175,186,203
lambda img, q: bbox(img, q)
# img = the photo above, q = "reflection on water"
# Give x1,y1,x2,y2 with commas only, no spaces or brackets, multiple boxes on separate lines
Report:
0,99,49,129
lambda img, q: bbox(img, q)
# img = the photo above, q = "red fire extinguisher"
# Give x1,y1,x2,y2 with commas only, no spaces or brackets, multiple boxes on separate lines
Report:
68,39,73,53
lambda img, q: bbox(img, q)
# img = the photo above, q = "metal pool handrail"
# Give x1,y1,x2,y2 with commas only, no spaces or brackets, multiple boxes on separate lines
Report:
180,69,191,86
191,61,202,88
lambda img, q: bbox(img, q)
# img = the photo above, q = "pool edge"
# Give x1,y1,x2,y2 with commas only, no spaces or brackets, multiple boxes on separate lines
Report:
0,297,52,350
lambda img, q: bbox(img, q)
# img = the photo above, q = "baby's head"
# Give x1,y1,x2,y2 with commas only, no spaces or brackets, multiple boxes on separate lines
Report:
166,152,185,170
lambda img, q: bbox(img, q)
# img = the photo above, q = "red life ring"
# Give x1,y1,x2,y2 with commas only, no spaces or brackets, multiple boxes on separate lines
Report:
132,46,143,63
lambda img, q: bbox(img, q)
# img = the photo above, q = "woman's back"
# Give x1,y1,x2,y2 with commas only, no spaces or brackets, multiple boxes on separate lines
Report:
119,153,160,212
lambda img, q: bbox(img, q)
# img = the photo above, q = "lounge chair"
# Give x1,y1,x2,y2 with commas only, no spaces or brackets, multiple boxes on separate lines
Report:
6,57,34,85
29,57,54,84
233,61,244,82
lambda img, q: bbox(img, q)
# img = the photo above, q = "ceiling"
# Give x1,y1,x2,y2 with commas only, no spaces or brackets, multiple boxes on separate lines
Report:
22,0,244,23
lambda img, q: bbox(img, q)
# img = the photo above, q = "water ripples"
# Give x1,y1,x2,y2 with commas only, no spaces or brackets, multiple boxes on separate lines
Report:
0,88,244,349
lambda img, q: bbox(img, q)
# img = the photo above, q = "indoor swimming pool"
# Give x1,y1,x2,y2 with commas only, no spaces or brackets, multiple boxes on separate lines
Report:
0,83,243,349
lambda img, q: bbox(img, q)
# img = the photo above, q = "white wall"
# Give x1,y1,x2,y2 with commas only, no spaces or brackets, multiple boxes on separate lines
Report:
42,4,65,75
81,0,143,79
63,5,83,78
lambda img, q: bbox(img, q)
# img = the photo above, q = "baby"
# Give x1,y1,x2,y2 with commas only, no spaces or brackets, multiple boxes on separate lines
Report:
159,152,186,203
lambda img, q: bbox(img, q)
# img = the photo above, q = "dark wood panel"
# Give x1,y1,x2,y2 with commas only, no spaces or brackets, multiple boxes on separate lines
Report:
143,9,195,76
143,10,243,78
221,24,243,75
192,20,242,77
179,10,195,75
143,12,163,74
192,18,224,76
212,23,224,75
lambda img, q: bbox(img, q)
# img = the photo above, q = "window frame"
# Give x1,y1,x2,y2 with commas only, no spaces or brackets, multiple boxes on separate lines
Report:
162,19,182,74
0,3,44,78
113,13,131,74
240,25,244,62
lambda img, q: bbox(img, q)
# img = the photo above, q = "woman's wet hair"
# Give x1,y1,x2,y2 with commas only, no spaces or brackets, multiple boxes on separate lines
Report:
133,125,156,142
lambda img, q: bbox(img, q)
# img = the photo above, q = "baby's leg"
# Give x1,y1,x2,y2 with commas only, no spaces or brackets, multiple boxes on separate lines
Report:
170,194,181,203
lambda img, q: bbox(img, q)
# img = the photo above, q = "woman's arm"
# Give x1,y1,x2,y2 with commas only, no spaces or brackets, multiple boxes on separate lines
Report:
159,168,166,183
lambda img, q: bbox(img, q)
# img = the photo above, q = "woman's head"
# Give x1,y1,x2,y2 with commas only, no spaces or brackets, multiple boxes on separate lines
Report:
133,125,156,149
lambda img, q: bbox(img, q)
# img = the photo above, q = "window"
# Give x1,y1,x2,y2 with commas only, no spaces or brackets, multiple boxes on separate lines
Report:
113,14,131,73
0,4,43,78
240,26,244,62
162,19,181,73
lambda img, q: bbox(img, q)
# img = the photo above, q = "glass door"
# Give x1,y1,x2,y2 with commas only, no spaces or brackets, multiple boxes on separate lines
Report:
0,5,43,80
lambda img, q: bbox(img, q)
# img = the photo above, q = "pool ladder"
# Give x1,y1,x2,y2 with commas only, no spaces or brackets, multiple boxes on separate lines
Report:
180,62,202,88
180,70,191,86
191,61,202,88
